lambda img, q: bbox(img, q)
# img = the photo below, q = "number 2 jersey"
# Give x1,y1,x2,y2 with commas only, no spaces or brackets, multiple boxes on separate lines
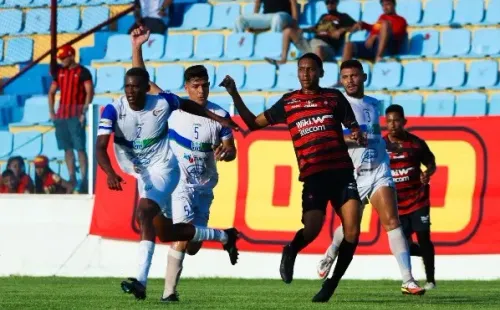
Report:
97,92,181,176
342,94,390,186
168,101,232,190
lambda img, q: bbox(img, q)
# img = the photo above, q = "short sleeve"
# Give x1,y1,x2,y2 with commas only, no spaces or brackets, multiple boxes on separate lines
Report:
219,111,233,140
158,91,181,112
97,104,117,136
264,97,286,125
80,66,93,83
334,90,359,130
420,139,435,167
341,13,356,28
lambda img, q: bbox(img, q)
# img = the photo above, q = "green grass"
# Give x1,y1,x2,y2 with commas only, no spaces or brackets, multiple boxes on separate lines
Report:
1,277,500,309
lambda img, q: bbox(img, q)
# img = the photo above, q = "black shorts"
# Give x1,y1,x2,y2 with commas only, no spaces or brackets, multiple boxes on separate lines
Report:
302,169,360,215
400,206,431,238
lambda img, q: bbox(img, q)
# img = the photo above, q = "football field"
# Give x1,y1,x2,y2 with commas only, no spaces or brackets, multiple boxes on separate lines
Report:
1,277,499,309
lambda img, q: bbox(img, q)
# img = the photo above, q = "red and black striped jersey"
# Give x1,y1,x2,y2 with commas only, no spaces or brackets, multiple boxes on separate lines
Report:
264,88,360,181
383,132,435,215
52,65,92,119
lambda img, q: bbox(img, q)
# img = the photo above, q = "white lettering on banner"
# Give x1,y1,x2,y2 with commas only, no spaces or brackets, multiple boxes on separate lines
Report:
296,115,333,129
300,125,326,136
392,167,414,177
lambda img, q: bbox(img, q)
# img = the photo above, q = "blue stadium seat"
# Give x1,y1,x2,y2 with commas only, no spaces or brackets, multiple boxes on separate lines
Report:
0,131,14,159
422,0,453,25
117,14,135,33
95,66,125,93
92,97,113,106
370,93,392,112
338,1,361,21
30,0,52,7
141,34,165,61
470,28,500,57
243,63,276,90
223,33,255,60
370,62,402,90
42,131,63,159
453,0,484,25
300,1,326,27
0,38,33,65
207,3,240,30
465,60,498,89
266,94,283,109
252,32,282,60
86,65,96,84
275,64,301,91
22,8,50,34
349,29,368,43
400,30,439,58
484,0,500,25
434,61,466,89
362,0,383,24
204,64,216,89
0,9,22,35
319,63,339,88
209,95,233,116
239,95,265,116
146,66,155,83
192,33,224,61
155,64,184,91
424,93,455,116
392,94,423,116
397,0,422,25
489,94,500,115
94,34,131,62
3,0,32,8
12,131,42,159
243,2,263,16
455,93,487,116
57,8,81,33
18,96,50,125
162,34,194,61
174,3,212,30
401,61,433,90
439,29,471,57
81,6,110,31
0,39,3,61
215,64,245,91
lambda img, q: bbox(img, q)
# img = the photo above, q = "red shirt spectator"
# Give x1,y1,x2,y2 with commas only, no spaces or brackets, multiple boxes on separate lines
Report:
0,170,30,194
33,155,73,194
5,156,34,193
361,13,407,48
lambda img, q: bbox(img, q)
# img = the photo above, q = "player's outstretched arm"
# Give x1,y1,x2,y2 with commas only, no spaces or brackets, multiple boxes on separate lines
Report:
178,98,239,131
220,75,270,131
131,26,163,95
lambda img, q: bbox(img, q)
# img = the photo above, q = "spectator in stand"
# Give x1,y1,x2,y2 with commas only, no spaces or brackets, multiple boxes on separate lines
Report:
0,170,31,194
342,0,407,62
265,0,355,65
48,45,93,194
5,156,34,193
33,155,73,194
234,0,298,33
130,0,172,34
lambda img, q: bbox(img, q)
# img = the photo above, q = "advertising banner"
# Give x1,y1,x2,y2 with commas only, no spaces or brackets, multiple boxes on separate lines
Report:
90,117,500,254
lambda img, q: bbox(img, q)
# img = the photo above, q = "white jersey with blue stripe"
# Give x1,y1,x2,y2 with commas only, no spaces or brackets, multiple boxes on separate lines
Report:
97,92,181,176
343,94,390,181
168,101,232,189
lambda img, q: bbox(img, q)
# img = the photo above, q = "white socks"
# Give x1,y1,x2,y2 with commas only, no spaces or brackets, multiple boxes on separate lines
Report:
163,248,185,298
387,227,414,284
192,226,228,244
136,240,155,287
327,225,344,260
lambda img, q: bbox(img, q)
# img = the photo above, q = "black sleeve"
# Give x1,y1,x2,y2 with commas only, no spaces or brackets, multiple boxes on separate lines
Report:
420,139,435,166
264,97,286,125
334,90,359,130
341,13,356,28
80,66,92,83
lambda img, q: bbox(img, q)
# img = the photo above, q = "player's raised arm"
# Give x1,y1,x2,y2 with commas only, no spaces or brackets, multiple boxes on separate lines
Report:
96,104,125,191
131,26,163,95
220,75,273,131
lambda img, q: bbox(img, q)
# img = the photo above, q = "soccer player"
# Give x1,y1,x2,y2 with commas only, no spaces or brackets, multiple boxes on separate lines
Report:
316,60,425,295
129,26,238,302
221,53,363,303
96,62,239,301
384,104,437,290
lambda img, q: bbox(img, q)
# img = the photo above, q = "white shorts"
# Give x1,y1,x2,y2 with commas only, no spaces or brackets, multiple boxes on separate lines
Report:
355,162,395,204
137,164,180,216
167,183,214,226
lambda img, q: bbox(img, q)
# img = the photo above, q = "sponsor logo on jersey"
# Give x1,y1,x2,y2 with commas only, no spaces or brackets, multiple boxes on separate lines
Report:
361,148,378,163
152,109,163,116
296,115,333,129
392,167,414,182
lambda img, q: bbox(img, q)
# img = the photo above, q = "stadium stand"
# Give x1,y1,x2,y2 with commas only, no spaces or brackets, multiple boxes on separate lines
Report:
0,0,499,189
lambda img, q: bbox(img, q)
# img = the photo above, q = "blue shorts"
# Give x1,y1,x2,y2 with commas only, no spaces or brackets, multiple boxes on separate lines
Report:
53,117,86,151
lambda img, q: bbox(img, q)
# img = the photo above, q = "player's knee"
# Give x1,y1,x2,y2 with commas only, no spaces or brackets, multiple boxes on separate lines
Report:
172,241,189,252
416,231,433,247
343,225,360,243
186,242,203,255
303,222,322,242
382,217,400,231
137,200,159,223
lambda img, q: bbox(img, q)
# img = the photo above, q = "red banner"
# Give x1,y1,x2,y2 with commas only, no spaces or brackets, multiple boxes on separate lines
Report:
90,117,500,254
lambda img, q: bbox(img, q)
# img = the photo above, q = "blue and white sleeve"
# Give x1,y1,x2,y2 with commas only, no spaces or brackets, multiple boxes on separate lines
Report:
158,91,181,113
219,111,233,141
97,104,117,136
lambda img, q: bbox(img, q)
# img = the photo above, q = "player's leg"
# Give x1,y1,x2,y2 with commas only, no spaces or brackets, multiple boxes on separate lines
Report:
412,207,436,289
